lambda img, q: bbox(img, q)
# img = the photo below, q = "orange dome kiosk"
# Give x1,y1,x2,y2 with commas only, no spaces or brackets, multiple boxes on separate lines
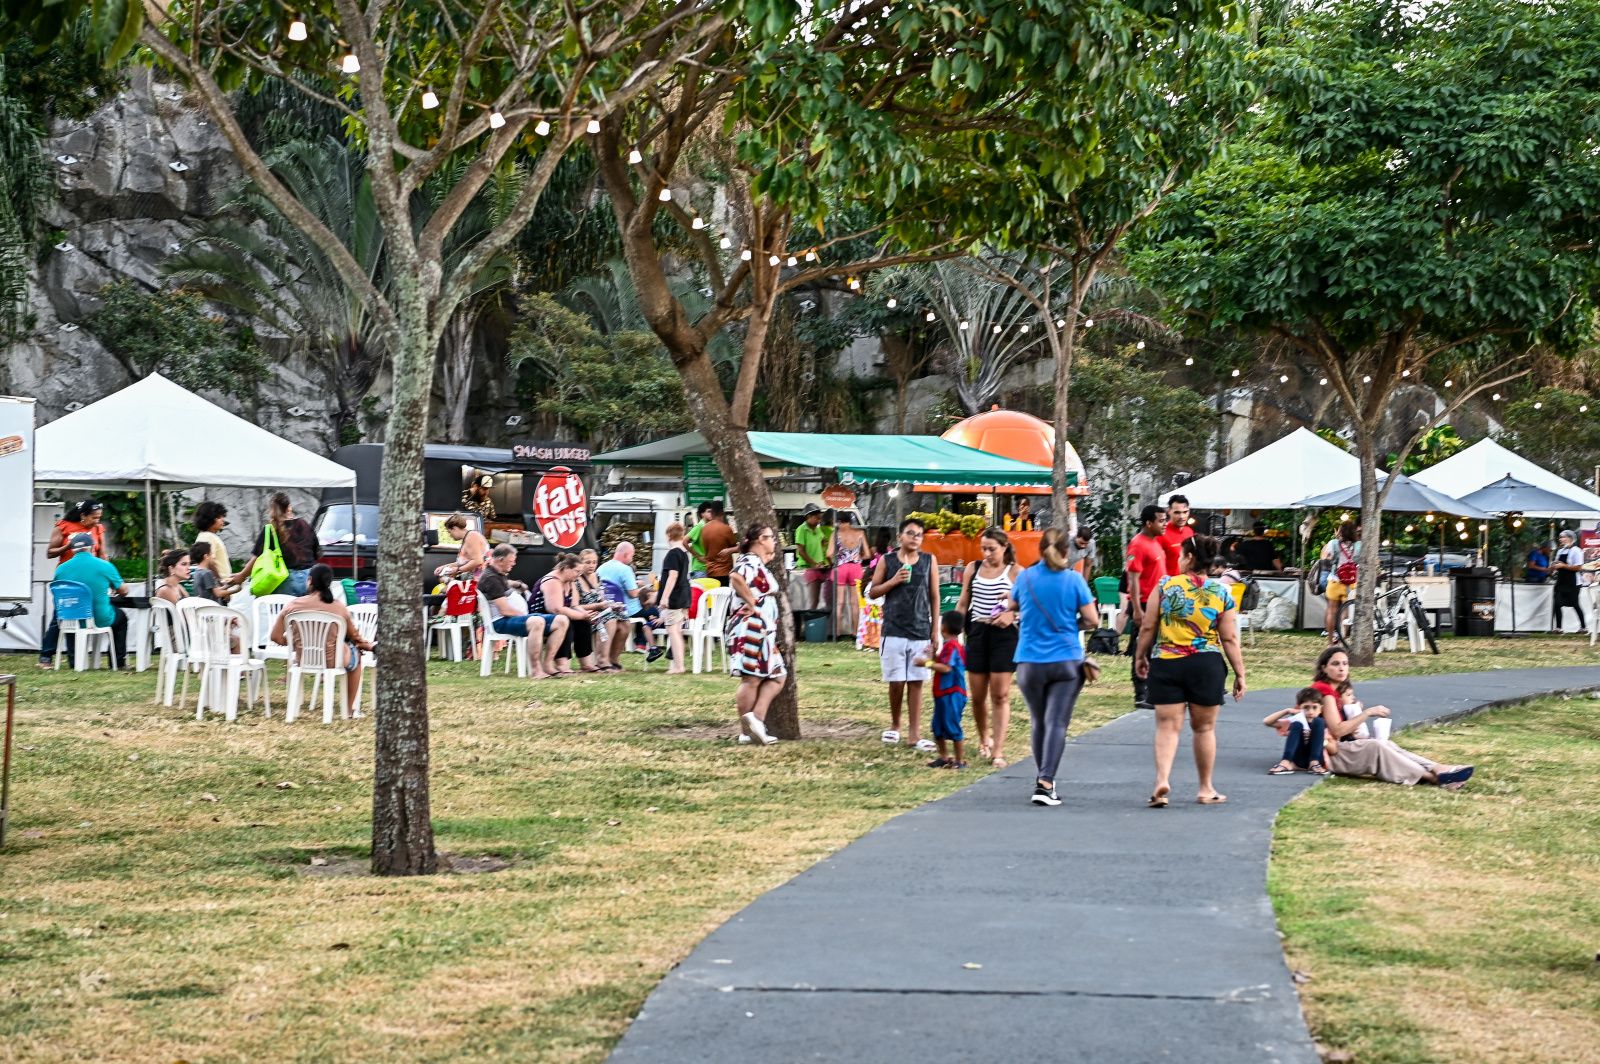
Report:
914,408,1090,566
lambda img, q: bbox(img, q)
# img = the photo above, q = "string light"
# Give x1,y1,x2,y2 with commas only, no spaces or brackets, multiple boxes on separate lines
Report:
1533,401,1542,409
740,248,752,261
1444,379,1453,388
719,236,731,249
690,216,705,230
1478,524,1489,532
1404,524,1415,533
1319,377,1328,385
488,111,506,129
586,118,601,134
925,311,936,323
992,324,1002,335
786,255,797,267
1020,323,1030,333
1582,405,1590,413
1425,513,1436,523
805,250,817,262
657,187,672,202
959,320,970,331
1455,521,1466,531
421,89,439,110
1184,356,1194,366
1492,392,1501,401
1279,374,1289,383
534,119,550,136
1459,532,1470,541
1362,374,1372,383
1402,369,1410,377
768,253,781,266
341,51,361,74
1135,340,1146,350
628,148,642,164
1230,368,1240,377
1084,318,1094,328
848,277,860,290
1055,318,1066,329
886,297,897,309
287,17,307,41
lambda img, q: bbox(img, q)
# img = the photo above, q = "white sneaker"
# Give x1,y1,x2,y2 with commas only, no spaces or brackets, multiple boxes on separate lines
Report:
742,712,775,745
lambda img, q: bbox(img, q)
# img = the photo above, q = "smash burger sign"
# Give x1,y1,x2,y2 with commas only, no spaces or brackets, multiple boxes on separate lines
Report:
533,467,589,549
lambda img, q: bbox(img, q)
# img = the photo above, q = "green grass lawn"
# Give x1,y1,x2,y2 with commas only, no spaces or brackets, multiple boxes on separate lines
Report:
0,632,1595,1062
1271,693,1600,1064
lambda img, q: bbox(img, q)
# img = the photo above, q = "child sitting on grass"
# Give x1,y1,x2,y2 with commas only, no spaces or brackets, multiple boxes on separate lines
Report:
923,610,969,769
1263,686,1330,775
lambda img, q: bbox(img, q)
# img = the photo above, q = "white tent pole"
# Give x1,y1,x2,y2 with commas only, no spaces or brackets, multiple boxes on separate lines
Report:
144,480,155,594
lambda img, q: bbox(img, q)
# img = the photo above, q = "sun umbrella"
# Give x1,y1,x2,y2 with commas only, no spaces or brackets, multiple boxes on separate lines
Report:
1296,472,1490,518
1456,475,1596,517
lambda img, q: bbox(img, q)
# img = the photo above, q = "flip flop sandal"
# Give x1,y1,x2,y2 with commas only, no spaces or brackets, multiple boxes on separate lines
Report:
991,757,1008,769
1147,792,1169,809
1196,794,1229,805
1308,762,1330,775
881,729,901,745
1267,762,1297,775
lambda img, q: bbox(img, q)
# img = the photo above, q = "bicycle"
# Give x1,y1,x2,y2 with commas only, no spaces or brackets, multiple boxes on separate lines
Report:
1336,572,1439,655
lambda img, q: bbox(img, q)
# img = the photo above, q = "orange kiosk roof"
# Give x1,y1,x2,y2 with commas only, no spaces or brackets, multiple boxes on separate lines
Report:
916,408,1088,496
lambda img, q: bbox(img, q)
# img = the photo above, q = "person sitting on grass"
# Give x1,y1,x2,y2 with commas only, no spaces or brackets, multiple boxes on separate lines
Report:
922,610,969,769
1310,647,1475,789
270,564,374,718
1264,687,1330,775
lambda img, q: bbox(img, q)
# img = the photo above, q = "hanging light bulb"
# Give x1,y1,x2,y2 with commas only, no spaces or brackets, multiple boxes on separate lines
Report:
341,51,361,74
628,148,643,165
1478,524,1489,532
1444,379,1453,388
992,324,1002,335
1581,405,1590,413
888,487,900,498
740,248,752,261
786,255,797,267
488,111,506,129
1230,368,1240,377
1425,513,1436,523
1459,531,1470,541
719,236,732,250
805,249,817,262
1339,513,1351,523
1319,377,1328,385
1404,524,1415,533
848,277,861,290
287,17,308,41
925,311,936,323
1184,356,1194,366
586,118,601,134
1084,318,1094,328
1402,368,1411,377
1455,521,1466,531
1533,401,1543,409
1055,318,1066,329
658,187,672,202
1492,392,1501,401
421,89,440,110
886,297,897,309
1135,340,1146,350
690,216,705,230
1279,374,1289,383
959,320,970,331
534,118,551,136
1020,323,1030,333
1362,374,1372,383
768,254,781,266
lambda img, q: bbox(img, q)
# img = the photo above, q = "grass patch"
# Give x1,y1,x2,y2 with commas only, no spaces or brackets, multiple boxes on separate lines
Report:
0,632,1595,1061
1271,693,1600,1064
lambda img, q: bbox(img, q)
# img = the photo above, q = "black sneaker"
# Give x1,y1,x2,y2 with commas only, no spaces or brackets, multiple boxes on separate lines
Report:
1031,784,1061,807
645,646,666,663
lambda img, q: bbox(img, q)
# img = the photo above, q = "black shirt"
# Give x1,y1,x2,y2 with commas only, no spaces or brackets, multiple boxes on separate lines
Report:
660,546,692,609
251,518,321,569
477,567,510,603
1237,537,1278,572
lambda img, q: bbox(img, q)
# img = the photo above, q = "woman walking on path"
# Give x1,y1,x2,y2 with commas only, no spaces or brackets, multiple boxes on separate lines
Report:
957,527,1023,768
1010,528,1100,807
1134,534,1247,808
728,525,786,745
1310,647,1475,788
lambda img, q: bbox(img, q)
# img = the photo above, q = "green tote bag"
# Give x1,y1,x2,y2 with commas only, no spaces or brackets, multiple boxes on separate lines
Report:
250,522,290,596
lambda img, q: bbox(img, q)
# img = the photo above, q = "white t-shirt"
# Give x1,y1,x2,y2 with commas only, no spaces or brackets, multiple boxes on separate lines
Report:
1556,545,1589,584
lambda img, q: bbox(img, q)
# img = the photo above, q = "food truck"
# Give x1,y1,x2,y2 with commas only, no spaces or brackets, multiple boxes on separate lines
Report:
314,440,596,589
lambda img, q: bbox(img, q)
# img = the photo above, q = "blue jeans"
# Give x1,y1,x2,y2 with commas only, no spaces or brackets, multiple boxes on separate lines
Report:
1282,718,1328,768
283,567,312,596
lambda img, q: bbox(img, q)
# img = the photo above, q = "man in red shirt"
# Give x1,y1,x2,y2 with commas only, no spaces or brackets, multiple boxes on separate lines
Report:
1158,494,1194,576
1125,503,1167,709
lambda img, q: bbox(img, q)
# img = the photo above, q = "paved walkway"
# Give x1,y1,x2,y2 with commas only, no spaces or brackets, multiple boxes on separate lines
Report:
610,665,1600,1063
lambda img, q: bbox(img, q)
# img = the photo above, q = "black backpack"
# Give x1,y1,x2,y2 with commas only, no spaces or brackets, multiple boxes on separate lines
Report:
1086,627,1121,656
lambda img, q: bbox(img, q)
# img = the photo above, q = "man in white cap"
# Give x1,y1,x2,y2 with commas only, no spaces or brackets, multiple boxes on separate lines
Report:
1550,529,1590,633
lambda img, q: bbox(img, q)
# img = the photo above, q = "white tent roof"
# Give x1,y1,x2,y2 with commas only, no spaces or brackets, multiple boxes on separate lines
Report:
1161,427,1360,510
1411,438,1600,520
35,374,356,489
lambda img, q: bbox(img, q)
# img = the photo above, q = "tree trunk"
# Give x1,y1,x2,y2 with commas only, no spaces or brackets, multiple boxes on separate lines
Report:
370,276,438,875
1348,428,1382,666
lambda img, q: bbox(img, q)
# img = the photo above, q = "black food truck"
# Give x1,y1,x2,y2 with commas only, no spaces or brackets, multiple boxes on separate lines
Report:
313,440,596,590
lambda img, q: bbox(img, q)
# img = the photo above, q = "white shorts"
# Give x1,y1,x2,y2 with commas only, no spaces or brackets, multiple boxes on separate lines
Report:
880,635,931,683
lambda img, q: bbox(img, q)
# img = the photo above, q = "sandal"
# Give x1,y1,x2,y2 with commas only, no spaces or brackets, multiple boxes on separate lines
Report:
991,757,1008,769
1267,761,1297,775
1308,761,1330,775
927,758,952,769
1196,794,1229,805
1147,785,1170,809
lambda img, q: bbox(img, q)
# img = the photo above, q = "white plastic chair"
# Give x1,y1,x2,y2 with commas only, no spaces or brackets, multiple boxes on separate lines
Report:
149,598,191,707
49,580,118,672
348,603,377,718
284,610,351,724
190,606,270,722
477,593,529,678
692,587,733,674
249,594,296,664
431,599,475,661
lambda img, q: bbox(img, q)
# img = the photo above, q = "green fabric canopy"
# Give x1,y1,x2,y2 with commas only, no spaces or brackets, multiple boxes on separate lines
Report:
592,431,1056,487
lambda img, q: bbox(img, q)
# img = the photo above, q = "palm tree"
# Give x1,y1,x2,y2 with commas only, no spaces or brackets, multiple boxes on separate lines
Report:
0,62,47,343
165,136,387,445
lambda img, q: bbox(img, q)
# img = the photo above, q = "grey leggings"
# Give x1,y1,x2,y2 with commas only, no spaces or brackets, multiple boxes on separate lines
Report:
1017,660,1086,783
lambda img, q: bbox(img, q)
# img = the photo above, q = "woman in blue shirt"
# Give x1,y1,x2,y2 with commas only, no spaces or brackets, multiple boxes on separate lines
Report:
1009,528,1101,807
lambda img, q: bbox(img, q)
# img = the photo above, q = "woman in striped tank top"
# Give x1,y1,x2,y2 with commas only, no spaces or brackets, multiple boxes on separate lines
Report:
957,527,1022,767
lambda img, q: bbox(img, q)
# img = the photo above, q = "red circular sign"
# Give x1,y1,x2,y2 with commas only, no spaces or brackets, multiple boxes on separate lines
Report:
533,467,589,548
821,485,857,510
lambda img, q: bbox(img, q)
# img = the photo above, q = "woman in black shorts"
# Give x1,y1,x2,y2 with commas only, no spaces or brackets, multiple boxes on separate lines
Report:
956,527,1022,767
1133,534,1248,808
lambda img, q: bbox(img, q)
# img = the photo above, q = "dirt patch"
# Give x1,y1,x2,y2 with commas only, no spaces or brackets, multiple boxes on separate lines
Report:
652,718,876,742
298,853,515,877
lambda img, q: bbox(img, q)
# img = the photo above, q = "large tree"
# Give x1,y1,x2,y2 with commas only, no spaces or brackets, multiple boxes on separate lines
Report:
1133,0,1600,663
4,0,728,873
593,0,1231,736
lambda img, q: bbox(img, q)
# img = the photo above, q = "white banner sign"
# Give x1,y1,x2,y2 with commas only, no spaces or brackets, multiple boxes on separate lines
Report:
0,397,36,600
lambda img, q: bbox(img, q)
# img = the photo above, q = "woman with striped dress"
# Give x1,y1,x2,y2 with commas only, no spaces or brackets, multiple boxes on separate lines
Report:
957,527,1022,767
727,524,786,745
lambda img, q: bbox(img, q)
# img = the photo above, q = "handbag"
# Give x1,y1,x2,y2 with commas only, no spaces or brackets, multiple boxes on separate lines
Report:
1087,627,1121,656
249,522,290,596
1334,543,1359,586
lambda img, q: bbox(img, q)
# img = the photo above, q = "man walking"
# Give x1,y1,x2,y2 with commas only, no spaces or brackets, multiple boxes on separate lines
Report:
1125,504,1168,709
1158,494,1194,576
869,517,941,751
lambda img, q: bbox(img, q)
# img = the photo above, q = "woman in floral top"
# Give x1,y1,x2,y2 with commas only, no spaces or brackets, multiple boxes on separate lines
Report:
1134,534,1247,808
727,524,786,745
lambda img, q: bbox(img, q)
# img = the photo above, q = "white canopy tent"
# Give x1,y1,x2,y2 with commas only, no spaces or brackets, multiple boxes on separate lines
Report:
1161,427,1360,510
18,375,356,655
1411,438,1600,520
